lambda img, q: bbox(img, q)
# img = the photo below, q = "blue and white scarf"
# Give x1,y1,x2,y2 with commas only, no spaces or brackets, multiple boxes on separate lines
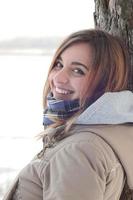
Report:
43,93,81,126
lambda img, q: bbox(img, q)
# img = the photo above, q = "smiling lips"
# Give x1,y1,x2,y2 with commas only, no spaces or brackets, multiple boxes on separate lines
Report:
55,87,73,95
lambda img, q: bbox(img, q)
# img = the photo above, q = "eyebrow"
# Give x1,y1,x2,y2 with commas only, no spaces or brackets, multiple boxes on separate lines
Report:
71,61,89,71
59,56,89,71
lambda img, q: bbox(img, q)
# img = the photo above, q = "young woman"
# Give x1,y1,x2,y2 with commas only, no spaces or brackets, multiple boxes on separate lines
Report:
3,29,133,200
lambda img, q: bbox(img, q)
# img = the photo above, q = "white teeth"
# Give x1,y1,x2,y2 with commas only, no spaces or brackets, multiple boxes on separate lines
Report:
55,87,71,95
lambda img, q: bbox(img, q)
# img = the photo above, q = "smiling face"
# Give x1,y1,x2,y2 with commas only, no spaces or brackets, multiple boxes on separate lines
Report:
48,42,93,103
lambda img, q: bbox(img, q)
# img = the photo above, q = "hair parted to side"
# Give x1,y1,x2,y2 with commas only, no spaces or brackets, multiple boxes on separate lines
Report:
42,29,129,131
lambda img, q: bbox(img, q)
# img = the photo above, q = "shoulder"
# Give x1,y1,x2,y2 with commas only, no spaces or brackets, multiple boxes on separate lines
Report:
40,125,121,176
39,127,124,198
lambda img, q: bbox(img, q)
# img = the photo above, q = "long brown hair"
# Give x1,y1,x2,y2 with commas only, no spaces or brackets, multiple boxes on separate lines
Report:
42,29,129,130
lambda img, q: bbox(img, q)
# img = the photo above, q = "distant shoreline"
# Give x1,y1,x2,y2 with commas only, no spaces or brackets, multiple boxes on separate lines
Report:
0,36,64,55
0,48,55,56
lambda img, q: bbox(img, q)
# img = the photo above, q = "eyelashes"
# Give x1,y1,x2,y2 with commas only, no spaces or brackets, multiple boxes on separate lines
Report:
72,68,85,75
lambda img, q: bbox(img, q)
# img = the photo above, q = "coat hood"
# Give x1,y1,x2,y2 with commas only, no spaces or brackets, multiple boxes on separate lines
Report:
75,90,133,190
75,90,133,125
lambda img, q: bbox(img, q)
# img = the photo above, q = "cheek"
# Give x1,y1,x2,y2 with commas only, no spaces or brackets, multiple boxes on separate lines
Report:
80,85,88,96
77,79,89,100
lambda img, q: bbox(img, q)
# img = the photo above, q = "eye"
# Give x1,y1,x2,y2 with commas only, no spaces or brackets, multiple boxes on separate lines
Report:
73,68,85,75
53,60,63,70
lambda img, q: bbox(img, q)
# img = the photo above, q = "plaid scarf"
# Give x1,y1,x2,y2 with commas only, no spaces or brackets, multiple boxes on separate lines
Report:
43,93,81,126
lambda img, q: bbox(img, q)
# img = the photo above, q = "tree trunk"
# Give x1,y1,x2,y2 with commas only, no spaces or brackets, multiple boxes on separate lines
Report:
94,0,133,90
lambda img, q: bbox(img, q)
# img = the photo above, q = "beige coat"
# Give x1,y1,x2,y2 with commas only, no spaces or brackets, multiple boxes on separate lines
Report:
3,124,133,200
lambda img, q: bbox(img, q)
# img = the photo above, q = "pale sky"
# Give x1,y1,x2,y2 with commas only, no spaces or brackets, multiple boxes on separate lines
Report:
0,0,95,40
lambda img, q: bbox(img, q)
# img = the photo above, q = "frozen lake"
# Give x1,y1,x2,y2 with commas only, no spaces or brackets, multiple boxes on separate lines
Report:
0,53,52,199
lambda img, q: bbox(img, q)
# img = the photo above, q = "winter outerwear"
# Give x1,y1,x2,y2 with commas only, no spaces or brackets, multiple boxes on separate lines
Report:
3,90,133,200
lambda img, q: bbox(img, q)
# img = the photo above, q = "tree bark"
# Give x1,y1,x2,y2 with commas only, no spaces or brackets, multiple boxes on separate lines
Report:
94,0,133,90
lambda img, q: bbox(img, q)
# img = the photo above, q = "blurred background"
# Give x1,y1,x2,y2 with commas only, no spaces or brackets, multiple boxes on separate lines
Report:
0,0,94,198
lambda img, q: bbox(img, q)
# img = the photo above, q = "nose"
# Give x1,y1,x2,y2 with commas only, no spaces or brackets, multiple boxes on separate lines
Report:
53,68,69,84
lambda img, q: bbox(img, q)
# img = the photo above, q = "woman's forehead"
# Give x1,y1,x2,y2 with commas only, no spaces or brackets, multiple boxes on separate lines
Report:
59,42,92,62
